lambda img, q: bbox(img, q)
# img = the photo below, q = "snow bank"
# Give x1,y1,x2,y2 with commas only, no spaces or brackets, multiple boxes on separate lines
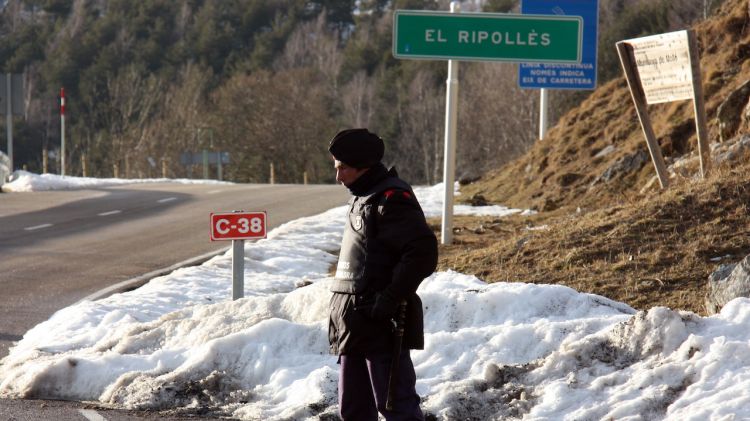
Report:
3,177,750,420
1,170,230,192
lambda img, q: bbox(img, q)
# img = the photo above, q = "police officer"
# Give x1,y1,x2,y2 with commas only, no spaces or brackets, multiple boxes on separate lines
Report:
327,128,438,421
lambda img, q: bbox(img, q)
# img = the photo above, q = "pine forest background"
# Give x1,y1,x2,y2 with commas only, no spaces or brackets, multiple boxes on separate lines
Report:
0,0,727,184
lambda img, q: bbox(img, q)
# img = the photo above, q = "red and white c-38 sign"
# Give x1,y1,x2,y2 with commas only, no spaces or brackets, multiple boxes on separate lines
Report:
210,211,267,241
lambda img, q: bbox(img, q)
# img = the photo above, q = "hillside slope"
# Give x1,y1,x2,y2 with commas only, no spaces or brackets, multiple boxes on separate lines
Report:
462,0,750,211
440,0,750,315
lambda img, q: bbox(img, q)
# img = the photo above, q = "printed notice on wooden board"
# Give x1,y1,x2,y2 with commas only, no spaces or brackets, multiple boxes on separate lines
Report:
625,30,693,104
617,28,711,188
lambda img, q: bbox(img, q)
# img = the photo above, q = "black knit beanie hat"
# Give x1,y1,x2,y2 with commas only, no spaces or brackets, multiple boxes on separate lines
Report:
328,128,384,168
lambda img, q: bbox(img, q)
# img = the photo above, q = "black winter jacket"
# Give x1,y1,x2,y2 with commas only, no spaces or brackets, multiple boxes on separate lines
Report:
328,164,438,356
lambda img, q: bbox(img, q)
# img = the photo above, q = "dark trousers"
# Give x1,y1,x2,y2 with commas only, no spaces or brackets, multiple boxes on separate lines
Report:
338,352,424,421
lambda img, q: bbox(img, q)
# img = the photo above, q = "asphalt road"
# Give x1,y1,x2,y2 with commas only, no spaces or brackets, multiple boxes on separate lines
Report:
0,182,348,420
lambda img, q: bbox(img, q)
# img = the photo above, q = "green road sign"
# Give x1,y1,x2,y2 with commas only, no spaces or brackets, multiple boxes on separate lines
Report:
393,10,583,63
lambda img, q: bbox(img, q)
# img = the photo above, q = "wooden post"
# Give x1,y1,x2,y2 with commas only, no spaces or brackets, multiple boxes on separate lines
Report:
269,163,275,184
42,147,48,173
81,153,87,177
688,29,711,178
616,41,670,189
303,171,308,185
162,159,168,178
113,163,119,178
217,152,223,181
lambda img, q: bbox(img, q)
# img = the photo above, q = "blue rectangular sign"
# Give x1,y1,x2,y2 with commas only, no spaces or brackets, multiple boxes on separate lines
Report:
519,0,598,90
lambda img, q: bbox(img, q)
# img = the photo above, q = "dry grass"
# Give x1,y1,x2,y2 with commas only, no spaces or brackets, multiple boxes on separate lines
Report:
435,0,750,316
433,154,750,316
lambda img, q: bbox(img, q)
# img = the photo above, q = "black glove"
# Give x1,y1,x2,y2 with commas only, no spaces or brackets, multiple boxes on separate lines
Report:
370,289,399,320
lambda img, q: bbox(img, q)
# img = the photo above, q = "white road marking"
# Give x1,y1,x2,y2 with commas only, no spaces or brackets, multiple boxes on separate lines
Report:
97,210,122,216
79,409,108,421
208,189,223,194
157,197,177,203
24,223,53,231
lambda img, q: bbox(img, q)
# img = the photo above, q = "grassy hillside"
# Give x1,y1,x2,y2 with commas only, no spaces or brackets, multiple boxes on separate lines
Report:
436,0,750,315
462,0,750,211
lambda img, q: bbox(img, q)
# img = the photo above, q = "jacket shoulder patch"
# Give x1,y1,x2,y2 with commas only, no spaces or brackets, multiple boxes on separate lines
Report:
378,189,419,216
380,189,414,204
383,189,411,200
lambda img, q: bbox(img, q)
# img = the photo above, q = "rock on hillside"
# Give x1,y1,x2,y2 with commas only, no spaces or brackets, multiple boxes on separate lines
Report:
463,0,750,212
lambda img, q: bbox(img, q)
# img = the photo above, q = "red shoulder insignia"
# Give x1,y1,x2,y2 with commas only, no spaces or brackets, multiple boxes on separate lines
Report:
384,190,395,199
402,191,411,199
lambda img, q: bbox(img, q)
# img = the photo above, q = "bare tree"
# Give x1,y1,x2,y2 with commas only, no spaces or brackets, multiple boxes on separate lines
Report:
275,12,343,91
147,63,212,178
341,71,376,128
458,62,537,177
396,69,444,185
386,62,536,185
210,68,336,183
102,65,163,177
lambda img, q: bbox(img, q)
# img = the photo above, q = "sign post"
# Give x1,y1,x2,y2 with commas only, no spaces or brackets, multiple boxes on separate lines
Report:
688,31,711,178
181,151,229,180
616,41,670,188
393,6,583,244
617,29,710,189
539,87,549,140
210,211,267,300
441,2,460,246
6,75,11,175
60,88,66,176
0,74,23,175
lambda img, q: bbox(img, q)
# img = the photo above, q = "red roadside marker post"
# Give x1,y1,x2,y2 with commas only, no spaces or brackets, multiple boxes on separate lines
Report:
210,211,267,300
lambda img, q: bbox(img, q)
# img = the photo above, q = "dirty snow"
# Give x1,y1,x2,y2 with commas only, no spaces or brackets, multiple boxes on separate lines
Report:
2,173,750,420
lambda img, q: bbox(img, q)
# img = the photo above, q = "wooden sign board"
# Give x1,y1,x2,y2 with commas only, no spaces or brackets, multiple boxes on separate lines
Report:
617,29,711,189
627,31,693,104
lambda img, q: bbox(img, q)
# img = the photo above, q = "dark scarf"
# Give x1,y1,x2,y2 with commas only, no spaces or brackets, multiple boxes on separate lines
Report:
347,163,392,197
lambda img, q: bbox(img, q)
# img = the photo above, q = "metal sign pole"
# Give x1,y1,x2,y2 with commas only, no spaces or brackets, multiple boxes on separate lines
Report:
232,239,245,300
539,88,549,139
60,87,66,176
440,1,460,246
6,74,12,173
